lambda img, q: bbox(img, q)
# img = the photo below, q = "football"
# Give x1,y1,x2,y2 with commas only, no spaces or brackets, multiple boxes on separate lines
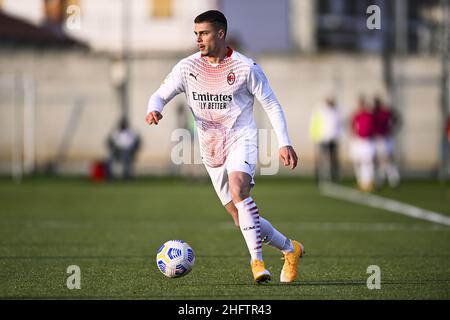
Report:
156,240,195,278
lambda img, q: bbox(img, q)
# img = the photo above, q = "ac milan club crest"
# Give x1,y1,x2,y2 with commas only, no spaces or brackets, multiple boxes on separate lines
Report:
227,71,235,85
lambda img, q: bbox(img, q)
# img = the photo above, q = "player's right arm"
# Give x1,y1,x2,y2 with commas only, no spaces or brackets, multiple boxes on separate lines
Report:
146,61,185,126
145,111,163,125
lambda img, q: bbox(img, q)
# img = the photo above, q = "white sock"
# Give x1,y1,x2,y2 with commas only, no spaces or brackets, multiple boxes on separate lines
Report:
235,197,263,262
259,217,294,253
361,162,374,187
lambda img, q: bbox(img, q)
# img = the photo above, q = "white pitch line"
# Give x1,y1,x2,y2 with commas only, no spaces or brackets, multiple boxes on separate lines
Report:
319,182,450,227
219,221,449,231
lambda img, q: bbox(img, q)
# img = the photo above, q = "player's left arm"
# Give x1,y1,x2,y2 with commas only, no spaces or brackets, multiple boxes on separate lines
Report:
248,63,298,170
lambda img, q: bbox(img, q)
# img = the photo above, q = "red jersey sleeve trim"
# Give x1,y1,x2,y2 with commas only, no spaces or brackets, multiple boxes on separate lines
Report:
226,47,233,57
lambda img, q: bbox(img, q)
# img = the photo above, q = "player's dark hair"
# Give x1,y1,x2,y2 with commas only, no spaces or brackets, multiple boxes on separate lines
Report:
194,10,227,38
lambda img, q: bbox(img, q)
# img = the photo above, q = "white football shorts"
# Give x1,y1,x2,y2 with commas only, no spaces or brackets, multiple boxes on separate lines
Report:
349,137,375,163
374,136,394,160
204,140,258,206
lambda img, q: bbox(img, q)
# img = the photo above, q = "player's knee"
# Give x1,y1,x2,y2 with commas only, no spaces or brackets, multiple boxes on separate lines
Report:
229,179,250,203
230,185,249,203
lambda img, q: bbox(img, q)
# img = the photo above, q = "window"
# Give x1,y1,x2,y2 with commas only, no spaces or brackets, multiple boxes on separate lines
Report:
64,0,80,10
317,0,385,52
44,0,64,25
151,0,172,18
43,0,80,24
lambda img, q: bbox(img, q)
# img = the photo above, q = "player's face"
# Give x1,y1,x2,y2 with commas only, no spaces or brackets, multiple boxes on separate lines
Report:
194,22,224,56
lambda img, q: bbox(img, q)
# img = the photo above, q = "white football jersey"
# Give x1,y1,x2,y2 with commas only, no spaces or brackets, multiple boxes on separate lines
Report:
147,48,291,168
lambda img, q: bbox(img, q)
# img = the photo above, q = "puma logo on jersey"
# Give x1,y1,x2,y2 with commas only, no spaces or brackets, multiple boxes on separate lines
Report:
189,73,199,81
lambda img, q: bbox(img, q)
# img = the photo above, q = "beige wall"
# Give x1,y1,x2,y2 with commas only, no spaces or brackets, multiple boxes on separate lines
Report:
0,49,444,176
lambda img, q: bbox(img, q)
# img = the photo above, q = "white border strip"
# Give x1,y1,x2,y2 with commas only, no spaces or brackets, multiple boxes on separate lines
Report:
319,182,450,227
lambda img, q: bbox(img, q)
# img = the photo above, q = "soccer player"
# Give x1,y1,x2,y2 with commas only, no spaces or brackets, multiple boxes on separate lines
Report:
146,10,304,283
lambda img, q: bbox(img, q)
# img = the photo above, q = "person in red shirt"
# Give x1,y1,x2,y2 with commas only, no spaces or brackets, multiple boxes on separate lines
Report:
349,96,376,191
372,96,401,188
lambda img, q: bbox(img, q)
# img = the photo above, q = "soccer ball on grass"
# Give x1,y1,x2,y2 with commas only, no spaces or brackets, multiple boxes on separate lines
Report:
156,240,195,278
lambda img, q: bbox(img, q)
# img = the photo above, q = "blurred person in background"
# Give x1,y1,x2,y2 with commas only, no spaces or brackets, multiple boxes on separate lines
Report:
106,118,141,180
372,96,401,188
309,97,342,183
349,96,375,192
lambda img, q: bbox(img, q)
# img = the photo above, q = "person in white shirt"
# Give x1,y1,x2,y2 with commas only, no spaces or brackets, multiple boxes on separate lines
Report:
146,10,304,284
309,97,342,182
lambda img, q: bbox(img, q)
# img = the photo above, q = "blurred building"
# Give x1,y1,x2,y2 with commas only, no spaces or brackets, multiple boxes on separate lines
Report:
0,0,443,55
0,0,218,53
0,8,86,47
0,0,448,178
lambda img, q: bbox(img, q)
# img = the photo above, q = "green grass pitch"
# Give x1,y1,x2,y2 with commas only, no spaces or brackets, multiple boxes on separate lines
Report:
0,176,449,299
